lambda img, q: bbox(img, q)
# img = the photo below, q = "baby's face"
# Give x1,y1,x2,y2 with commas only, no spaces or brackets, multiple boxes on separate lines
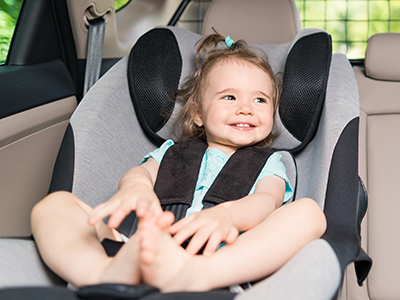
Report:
194,59,274,155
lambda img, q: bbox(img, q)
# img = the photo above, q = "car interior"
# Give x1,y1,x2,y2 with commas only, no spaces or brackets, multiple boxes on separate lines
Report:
341,32,400,300
0,0,398,299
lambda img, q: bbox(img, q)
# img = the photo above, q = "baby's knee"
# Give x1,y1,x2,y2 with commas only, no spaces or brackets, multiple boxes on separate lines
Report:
31,191,75,220
296,198,327,238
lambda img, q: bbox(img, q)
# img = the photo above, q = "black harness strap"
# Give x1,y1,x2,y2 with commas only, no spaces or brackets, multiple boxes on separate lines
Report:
154,139,208,206
105,140,275,255
155,140,274,222
203,146,275,205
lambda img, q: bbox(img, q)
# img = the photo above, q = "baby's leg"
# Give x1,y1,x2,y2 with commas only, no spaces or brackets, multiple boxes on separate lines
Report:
31,191,140,287
139,198,326,292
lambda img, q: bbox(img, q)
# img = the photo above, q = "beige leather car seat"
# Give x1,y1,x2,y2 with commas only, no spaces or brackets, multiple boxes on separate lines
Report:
202,0,301,44
342,33,400,299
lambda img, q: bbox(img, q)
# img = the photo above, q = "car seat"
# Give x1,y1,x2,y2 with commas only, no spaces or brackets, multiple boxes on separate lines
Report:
0,2,371,300
0,25,370,300
341,33,400,300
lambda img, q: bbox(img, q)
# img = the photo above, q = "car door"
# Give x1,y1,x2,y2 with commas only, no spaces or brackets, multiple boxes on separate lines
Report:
0,0,183,238
0,0,78,237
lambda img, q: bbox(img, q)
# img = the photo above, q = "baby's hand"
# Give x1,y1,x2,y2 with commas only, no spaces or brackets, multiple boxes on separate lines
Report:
170,204,239,256
88,185,162,229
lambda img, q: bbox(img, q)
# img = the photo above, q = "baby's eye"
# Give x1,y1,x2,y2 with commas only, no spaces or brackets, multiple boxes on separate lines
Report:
254,98,267,103
223,95,235,100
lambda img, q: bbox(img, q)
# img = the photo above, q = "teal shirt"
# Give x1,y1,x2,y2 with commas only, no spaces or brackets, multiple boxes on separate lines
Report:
141,140,293,216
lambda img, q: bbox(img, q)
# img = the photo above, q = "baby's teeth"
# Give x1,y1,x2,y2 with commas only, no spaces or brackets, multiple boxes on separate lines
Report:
236,124,250,127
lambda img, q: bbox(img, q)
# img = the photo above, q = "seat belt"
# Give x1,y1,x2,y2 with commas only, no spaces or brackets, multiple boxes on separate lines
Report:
83,17,106,96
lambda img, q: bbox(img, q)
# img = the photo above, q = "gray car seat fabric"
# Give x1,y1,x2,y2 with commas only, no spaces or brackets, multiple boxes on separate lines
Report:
0,25,370,300
0,238,65,288
236,239,341,300
59,55,156,209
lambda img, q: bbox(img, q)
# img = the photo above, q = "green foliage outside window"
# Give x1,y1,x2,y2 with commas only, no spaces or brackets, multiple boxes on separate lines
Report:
115,0,130,11
294,0,400,59
0,0,23,64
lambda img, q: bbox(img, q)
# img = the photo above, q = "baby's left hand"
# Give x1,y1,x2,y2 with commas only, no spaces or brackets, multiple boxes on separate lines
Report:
169,204,239,256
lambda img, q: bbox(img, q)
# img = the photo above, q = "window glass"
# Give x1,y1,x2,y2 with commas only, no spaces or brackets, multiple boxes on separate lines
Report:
115,0,131,11
176,0,212,33
294,0,400,59
0,0,23,64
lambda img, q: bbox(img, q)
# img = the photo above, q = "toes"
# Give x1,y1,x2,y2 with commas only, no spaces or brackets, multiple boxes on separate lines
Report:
140,248,155,265
157,211,175,230
139,219,160,265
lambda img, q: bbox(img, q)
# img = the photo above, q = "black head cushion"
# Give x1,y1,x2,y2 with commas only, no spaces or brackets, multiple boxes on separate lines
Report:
279,32,332,153
128,28,182,146
128,28,332,152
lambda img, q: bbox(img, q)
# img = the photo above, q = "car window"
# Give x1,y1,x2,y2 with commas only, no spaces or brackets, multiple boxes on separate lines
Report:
115,0,131,11
176,0,212,33
0,0,23,64
294,0,400,59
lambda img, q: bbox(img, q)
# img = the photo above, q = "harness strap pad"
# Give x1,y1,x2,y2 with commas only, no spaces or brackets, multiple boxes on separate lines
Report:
203,146,275,205
155,140,274,221
155,139,208,206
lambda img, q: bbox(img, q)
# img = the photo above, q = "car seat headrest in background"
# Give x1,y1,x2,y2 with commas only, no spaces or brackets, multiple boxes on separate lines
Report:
201,0,301,44
127,27,332,154
365,33,400,81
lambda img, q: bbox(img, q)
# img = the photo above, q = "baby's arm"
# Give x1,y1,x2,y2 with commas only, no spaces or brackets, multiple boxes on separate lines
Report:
220,174,285,231
170,175,285,256
88,158,161,229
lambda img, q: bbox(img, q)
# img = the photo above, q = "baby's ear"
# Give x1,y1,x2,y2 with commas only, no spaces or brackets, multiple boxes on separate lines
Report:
192,110,204,127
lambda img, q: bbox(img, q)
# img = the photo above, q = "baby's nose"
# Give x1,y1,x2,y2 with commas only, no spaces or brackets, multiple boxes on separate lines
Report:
236,101,254,115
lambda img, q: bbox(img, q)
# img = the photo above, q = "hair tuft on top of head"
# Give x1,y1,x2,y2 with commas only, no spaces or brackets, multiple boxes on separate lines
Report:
194,29,247,68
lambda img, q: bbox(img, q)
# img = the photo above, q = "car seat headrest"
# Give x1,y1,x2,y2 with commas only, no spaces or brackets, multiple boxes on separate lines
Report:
128,29,182,145
365,33,400,81
275,31,332,153
202,0,301,44
127,27,332,153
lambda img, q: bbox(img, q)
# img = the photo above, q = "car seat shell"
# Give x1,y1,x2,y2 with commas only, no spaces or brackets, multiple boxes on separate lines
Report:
0,24,370,300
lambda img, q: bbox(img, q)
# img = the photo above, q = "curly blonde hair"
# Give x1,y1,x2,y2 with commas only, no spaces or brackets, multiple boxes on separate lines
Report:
174,33,281,148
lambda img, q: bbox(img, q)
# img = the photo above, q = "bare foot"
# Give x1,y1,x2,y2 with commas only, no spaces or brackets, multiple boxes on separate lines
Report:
139,211,209,292
96,212,177,285
99,232,141,284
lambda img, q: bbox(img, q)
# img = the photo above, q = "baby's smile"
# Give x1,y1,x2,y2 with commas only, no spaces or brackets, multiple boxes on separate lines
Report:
229,123,255,129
